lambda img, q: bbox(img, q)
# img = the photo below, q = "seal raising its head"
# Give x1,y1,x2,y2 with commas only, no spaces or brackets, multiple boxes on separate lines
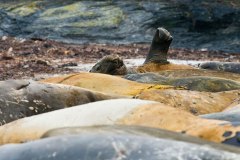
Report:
144,27,172,64
90,55,127,75
90,28,185,75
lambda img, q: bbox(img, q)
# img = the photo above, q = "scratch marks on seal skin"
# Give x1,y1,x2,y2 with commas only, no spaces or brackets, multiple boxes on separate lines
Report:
16,81,30,90
58,74,80,84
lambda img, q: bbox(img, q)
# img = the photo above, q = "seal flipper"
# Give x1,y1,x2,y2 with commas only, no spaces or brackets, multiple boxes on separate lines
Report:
144,27,173,64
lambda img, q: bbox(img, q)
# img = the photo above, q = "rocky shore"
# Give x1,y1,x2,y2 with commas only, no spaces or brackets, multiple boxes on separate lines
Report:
0,0,239,52
1,36,239,80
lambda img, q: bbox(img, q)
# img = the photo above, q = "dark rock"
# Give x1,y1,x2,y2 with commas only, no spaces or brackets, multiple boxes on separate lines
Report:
0,0,239,52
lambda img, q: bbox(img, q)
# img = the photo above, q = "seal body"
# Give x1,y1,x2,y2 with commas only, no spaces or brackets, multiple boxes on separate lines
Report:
124,72,240,92
0,79,118,125
199,62,240,74
1,126,240,160
1,99,240,146
200,105,240,122
144,27,172,64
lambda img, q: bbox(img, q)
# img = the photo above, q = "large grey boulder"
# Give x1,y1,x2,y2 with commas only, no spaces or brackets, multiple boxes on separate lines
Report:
0,0,239,52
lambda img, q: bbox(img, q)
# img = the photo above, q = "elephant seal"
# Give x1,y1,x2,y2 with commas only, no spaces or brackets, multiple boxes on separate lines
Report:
124,72,240,92
156,69,240,82
42,72,240,115
41,72,173,96
90,28,193,75
0,79,120,125
1,125,240,160
200,104,240,122
199,62,240,74
1,98,240,147
144,27,172,64
89,54,128,75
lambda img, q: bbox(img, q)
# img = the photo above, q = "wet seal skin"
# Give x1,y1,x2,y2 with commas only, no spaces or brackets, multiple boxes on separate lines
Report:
144,27,172,64
199,62,240,74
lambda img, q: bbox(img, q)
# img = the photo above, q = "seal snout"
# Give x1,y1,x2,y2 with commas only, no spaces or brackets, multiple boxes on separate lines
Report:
157,27,172,42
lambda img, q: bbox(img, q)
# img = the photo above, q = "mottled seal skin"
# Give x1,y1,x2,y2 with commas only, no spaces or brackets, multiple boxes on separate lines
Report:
1,126,240,160
199,62,240,74
90,55,128,75
144,27,172,64
0,79,119,125
124,72,240,92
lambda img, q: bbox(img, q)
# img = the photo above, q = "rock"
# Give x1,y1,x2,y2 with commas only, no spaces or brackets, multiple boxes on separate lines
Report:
0,79,120,125
124,73,240,92
1,99,240,146
1,126,240,160
41,72,173,96
199,62,240,74
200,104,240,122
0,1,239,52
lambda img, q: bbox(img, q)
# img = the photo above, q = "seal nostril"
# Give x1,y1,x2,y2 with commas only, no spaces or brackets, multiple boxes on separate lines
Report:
223,131,233,137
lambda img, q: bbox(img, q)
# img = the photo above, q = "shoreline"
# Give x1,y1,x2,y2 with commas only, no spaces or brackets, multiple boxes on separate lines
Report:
0,36,240,80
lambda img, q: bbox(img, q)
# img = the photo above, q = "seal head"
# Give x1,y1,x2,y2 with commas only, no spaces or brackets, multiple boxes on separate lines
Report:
144,27,173,64
89,55,127,75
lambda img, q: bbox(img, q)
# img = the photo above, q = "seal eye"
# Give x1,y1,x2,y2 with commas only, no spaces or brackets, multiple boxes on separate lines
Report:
113,59,119,65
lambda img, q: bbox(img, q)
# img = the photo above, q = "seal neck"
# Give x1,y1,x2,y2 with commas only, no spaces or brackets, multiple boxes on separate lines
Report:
144,28,172,64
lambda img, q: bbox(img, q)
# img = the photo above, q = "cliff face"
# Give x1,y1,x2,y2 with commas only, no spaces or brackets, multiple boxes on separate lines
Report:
0,0,239,53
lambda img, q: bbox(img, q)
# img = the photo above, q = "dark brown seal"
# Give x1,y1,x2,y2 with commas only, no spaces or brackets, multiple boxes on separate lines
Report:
144,27,172,64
